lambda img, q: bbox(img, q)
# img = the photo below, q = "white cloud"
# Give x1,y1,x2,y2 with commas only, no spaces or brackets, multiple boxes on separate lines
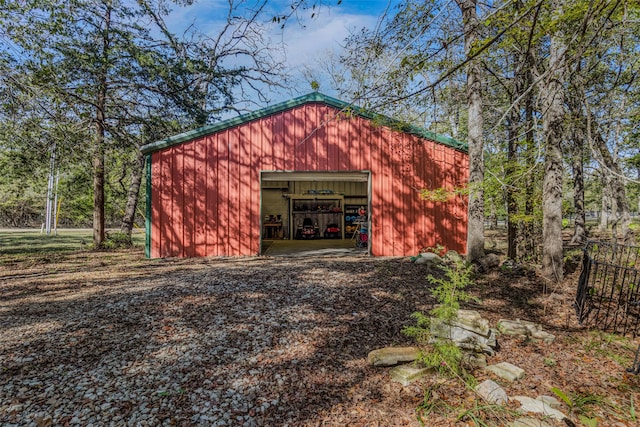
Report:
163,1,383,107
277,12,378,68
166,2,378,68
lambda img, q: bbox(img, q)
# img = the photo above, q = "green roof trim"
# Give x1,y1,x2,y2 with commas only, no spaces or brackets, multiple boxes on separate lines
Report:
140,92,467,154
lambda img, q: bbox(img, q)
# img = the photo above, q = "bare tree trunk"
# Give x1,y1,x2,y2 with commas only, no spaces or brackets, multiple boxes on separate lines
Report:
456,0,485,262
93,3,112,247
488,201,497,230
506,116,518,259
540,17,566,283
591,126,633,243
120,150,145,240
599,177,611,232
93,132,106,246
570,146,587,245
541,130,564,283
506,0,530,261
506,46,526,259
567,92,587,246
519,52,539,262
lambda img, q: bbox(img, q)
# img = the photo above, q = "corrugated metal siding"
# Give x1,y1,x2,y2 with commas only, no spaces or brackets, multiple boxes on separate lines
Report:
150,102,468,257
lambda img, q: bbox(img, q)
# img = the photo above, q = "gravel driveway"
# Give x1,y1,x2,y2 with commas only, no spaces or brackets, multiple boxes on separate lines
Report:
1,253,435,426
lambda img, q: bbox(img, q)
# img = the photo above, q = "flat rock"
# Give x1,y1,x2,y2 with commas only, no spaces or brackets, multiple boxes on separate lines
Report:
456,309,491,335
475,379,508,405
485,362,525,381
477,253,501,271
497,319,555,344
512,396,567,421
462,352,487,369
389,364,431,386
536,395,561,409
431,330,497,355
430,309,497,355
431,310,492,339
367,347,420,367
415,252,443,265
509,418,553,427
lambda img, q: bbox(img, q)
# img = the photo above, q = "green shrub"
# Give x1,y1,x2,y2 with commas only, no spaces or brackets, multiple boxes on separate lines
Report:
403,257,477,377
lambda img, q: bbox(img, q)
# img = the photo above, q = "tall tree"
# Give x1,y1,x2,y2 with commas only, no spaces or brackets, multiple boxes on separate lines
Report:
2,0,165,244
455,0,485,262
567,74,588,246
1,0,286,244
539,0,567,283
589,116,634,243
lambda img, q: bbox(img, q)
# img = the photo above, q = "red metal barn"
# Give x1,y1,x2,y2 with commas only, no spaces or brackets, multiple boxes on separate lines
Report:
141,93,468,258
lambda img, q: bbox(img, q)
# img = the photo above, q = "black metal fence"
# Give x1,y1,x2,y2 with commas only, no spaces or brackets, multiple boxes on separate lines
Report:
575,240,640,337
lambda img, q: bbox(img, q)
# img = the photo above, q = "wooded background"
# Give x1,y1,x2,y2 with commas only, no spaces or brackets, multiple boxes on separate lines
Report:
1,0,638,281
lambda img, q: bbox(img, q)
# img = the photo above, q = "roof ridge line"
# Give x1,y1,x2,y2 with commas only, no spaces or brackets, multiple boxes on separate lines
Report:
140,93,467,154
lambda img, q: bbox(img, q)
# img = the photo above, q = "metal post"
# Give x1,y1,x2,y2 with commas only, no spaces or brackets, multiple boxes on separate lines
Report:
53,171,60,236
45,142,56,235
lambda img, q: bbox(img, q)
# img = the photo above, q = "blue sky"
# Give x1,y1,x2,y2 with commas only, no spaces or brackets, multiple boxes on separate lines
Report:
165,1,402,105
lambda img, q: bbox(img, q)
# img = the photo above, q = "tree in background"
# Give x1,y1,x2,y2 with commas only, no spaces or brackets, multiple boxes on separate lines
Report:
538,0,567,283
305,0,639,280
0,0,286,245
1,0,638,266
455,0,485,263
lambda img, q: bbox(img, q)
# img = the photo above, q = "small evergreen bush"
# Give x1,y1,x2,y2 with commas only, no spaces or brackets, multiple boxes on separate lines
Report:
403,257,476,377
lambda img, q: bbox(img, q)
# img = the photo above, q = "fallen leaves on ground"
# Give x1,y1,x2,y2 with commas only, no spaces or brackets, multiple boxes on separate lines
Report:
0,248,639,426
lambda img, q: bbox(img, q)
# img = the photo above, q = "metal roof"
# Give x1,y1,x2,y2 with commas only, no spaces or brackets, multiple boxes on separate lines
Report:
140,92,467,154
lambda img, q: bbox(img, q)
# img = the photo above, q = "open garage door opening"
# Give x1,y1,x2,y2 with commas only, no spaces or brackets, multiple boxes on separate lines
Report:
260,171,371,256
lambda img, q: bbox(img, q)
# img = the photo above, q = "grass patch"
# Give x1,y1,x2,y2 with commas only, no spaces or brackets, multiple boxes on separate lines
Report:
584,331,636,367
0,229,145,265
415,382,517,426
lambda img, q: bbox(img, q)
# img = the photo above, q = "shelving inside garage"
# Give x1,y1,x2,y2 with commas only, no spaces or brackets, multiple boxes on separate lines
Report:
290,194,344,239
260,174,369,240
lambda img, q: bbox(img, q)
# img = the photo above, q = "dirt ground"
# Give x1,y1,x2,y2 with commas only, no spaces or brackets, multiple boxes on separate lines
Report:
1,245,639,426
